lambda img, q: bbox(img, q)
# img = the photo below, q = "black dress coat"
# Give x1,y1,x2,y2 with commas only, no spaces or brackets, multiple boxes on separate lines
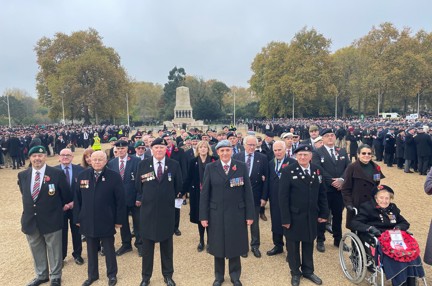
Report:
278,162,329,242
233,151,269,206
107,155,141,207
395,134,405,159
384,133,396,153
350,200,409,233
73,167,126,238
265,156,296,235
414,133,432,157
19,165,72,235
404,133,417,160
199,159,255,258
7,136,21,157
183,155,217,224
135,157,183,242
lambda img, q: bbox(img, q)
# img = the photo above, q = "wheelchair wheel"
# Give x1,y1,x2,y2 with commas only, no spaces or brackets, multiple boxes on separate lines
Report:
339,232,367,284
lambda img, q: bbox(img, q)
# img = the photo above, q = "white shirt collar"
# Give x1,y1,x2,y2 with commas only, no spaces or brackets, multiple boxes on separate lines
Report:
221,159,231,167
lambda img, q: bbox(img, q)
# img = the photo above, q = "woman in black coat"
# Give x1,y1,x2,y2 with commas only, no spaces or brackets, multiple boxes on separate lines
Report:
183,140,216,252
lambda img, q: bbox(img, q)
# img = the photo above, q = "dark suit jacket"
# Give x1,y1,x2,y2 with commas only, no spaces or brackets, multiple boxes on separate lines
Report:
199,159,255,258
233,151,269,206
135,157,183,242
266,156,296,235
278,162,329,242
312,146,350,192
108,155,141,206
19,165,72,235
55,164,85,196
74,167,126,237
261,141,274,161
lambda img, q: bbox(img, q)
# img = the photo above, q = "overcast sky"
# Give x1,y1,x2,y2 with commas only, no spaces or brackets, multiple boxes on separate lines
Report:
1,0,431,97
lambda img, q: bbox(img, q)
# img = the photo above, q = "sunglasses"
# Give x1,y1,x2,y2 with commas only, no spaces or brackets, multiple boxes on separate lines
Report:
361,152,372,155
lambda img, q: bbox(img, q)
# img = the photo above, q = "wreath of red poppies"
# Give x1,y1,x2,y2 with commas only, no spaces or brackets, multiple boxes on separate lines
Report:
378,230,420,262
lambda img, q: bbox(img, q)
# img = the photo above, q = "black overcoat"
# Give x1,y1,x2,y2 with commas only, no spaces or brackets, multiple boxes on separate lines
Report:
73,167,126,238
414,133,432,157
199,159,255,259
404,133,417,160
19,165,72,235
395,134,405,159
135,157,183,242
278,162,329,242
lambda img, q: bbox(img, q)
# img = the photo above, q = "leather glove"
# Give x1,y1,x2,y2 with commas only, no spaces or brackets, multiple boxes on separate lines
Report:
346,205,354,212
368,226,382,237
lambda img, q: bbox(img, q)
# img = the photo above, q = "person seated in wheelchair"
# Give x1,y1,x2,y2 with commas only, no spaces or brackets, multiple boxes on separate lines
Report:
350,184,424,286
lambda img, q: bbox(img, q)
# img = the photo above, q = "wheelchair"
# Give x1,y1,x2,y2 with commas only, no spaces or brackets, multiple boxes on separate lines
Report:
339,210,428,286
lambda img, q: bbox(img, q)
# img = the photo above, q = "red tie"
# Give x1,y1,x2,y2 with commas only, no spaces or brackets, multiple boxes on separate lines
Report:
119,160,125,180
32,171,41,201
157,162,163,181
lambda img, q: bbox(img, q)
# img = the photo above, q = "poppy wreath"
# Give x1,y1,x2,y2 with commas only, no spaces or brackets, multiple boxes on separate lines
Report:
378,230,420,262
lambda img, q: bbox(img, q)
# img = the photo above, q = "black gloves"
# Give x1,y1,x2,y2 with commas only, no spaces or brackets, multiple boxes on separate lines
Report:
368,226,382,237
346,205,354,211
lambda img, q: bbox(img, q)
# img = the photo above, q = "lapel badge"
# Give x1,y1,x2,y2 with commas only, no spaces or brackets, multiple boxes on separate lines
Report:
168,173,172,182
102,176,105,182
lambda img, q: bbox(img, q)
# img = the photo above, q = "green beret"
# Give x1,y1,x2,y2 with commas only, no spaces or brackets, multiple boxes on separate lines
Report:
134,141,145,148
109,137,118,142
28,145,46,156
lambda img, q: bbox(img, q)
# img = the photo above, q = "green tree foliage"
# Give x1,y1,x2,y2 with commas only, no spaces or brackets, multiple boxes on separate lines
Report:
130,81,163,120
159,67,186,120
35,28,131,124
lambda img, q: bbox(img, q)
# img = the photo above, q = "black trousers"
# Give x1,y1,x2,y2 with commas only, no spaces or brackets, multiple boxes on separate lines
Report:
175,208,180,230
272,232,285,248
120,206,141,248
418,156,430,175
62,210,82,260
384,152,394,167
214,256,241,282
286,240,314,276
317,192,343,243
250,205,261,249
374,144,383,161
141,236,173,281
86,236,117,280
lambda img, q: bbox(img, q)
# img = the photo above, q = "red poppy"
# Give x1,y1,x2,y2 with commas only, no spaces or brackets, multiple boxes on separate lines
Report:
282,164,288,169
376,165,381,172
211,158,215,162
174,147,179,152
232,165,237,171
44,175,51,183
378,230,420,262
316,169,320,176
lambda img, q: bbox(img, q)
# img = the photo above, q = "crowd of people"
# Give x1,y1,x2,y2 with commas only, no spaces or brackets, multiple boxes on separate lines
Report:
10,117,432,286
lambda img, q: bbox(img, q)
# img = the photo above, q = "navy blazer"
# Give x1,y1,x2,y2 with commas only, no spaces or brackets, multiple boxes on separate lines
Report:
233,151,269,206
55,164,84,196
107,155,140,207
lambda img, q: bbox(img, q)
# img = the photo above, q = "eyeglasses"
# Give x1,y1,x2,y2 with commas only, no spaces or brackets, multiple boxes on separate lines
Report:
136,147,145,150
246,144,257,147
361,152,372,155
60,154,72,157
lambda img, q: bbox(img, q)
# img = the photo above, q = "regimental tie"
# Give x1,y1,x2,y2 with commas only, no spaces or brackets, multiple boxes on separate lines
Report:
223,164,230,175
157,162,163,181
330,148,336,162
275,159,280,175
94,171,101,183
119,160,125,180
64,166,71,186
305,169,310,177
31,171,41,202
246,154,252,175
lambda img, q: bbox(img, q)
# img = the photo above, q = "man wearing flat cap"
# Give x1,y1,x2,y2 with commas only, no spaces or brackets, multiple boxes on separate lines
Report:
200,140,255,286
312,129,350,253
107,140,141,256
136,137,183,286
279,144,329,286
18,146,72,286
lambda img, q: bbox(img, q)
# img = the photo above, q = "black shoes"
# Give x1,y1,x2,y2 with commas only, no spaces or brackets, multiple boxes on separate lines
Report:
232,280,243,286
27,278,49,286
266,246,283,256
108,277,117,286
291,275,301,286
259,213,268,221
115,245,132,256
82,278,98,286
333,239,340,247
74,256,84,265
251,247,262,258
139,279,151,286
174,229,182,236
316,241,325,253
303,273,322,285
197,242,204,252
212,279,224,286
50,278,61,286
163,277,176,286
241,252,248,258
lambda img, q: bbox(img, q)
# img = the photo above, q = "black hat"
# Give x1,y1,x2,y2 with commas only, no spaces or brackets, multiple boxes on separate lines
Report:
135,132,142,137
293,144,313,154
265,131,274,137
229,126,237,131
114,140,129,147
151,137,167,147
372,185,394,197
162,132,172,138
293,131,300,136
226,132,236,139
320,128,334,136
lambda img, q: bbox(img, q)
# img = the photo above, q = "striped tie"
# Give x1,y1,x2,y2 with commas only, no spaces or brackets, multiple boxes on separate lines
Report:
223,164,229,175
119,160,125,180
32,171,41,202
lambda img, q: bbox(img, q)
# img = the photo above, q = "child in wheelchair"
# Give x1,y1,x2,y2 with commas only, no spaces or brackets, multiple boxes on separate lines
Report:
350,185,425,286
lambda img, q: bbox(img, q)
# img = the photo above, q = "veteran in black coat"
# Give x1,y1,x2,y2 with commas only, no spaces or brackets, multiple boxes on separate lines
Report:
279,145,329,286
263,140,296,256
135,138,183,286
74,151,126,285
19,146,72,286
200,140,255,285
107,140,141,256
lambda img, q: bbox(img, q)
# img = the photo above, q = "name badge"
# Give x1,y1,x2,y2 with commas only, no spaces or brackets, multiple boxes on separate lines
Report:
230,177,244,188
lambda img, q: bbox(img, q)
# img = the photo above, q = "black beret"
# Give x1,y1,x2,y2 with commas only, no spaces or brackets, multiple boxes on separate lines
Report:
293,144,313,154
265,131,274,137
226,132,236,139
162,132,172,138
320,128,334,136
114,140,129,147
372,185,394,197
151,137,167,147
